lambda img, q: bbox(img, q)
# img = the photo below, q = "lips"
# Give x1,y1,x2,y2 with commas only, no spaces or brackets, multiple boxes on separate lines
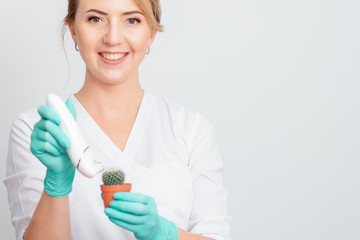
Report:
98,52,129,65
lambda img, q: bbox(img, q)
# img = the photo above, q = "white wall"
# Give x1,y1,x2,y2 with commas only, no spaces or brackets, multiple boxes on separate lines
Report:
1,0,360,239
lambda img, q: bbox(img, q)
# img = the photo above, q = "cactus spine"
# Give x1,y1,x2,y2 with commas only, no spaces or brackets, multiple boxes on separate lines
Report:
102,168,125,185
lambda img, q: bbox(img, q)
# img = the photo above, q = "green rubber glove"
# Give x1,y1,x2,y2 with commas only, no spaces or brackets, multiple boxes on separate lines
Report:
30,98,77,197
104,192,179,240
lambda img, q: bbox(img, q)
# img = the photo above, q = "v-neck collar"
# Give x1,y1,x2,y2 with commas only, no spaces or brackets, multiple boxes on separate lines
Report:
71,91,156,161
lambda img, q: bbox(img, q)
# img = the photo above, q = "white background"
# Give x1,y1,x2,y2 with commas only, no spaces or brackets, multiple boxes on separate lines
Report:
1,0,360,239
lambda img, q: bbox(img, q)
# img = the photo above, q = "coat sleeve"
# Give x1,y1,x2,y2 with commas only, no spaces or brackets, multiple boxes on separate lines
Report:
187,113,232,240
3,111,46,240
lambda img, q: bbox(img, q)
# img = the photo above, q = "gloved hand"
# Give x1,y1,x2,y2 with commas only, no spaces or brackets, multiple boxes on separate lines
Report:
104,192,179,240
30,98,77,197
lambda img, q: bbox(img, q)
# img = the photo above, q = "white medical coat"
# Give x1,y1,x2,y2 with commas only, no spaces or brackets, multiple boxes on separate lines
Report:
4,91,231,240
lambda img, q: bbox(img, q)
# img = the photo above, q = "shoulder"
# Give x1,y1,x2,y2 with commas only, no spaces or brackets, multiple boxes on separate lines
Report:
10,92,72,133
10,107,39,135
148,92,214,142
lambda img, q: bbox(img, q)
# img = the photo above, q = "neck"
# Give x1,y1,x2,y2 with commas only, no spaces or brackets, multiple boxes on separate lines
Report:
74,70,144,121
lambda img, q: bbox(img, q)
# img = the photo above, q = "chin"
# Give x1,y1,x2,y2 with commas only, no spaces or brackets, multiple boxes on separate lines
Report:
88,67,136,86
101,78,127,86
96,71,128,85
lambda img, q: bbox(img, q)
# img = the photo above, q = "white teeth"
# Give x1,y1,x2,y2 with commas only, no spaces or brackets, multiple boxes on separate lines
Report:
100,53,126,61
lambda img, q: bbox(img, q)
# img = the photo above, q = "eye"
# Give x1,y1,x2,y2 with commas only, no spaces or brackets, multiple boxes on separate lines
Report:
127,18,140,25
88,16,101,23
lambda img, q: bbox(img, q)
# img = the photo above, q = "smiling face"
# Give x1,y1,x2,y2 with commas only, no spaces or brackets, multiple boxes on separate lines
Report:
68,0,157,86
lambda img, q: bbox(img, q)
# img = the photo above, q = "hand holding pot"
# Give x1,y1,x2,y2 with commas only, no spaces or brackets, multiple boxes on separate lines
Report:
104,192,179,240
30,98,77,197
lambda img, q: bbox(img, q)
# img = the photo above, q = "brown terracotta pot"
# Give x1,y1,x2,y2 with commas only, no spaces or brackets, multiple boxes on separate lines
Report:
100,183,132,208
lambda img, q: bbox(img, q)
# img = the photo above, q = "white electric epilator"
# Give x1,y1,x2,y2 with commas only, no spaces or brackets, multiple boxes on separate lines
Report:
46,93,104,178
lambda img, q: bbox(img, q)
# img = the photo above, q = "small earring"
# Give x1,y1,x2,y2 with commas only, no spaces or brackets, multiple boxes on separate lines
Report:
146,47,150,55
75,44,79,51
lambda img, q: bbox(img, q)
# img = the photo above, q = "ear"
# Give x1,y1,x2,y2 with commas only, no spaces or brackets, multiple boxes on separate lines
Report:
147,29,157,48
68,20,78,44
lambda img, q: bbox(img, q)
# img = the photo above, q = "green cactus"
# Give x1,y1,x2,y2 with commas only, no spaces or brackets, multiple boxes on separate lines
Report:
102,168,125,185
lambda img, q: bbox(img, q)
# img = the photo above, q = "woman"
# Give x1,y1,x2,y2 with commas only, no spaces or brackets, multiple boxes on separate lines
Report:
4,0,231,239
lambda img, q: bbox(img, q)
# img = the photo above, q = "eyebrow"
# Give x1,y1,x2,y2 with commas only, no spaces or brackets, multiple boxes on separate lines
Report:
85,9,144,16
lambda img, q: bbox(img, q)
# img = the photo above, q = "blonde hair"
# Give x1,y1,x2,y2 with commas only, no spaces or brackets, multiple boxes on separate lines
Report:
133,0,163,32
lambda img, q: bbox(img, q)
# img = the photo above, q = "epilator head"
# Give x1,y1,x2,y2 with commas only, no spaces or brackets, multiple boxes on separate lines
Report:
78,147,105,178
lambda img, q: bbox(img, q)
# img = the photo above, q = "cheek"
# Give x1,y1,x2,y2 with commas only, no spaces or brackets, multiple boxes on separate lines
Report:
78,30,92,49
77,30,98,59
127,30,151,52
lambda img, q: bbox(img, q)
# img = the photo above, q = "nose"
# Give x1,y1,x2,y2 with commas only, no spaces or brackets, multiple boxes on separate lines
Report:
102,22,124,46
